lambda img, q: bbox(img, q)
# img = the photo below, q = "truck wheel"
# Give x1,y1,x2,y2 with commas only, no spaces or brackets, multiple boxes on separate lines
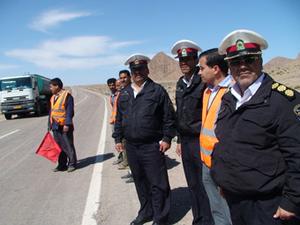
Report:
4,114,12,120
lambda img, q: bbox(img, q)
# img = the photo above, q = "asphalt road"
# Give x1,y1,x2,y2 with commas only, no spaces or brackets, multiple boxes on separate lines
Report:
0,87,193,225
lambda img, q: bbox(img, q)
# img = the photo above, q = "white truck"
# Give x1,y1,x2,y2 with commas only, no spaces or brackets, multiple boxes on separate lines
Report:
0,74,51,120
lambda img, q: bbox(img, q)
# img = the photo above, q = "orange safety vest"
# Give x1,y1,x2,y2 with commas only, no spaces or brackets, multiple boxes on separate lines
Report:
109,92,120,124
200,87,227,168
50,90,70,126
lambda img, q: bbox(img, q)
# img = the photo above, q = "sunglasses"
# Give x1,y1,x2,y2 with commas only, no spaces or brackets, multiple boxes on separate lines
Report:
130,65,147,72
228,56,259,67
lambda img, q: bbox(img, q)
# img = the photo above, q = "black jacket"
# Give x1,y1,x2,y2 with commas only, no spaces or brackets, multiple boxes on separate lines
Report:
211,73,300,215
175,69,206,142
112,78,176,144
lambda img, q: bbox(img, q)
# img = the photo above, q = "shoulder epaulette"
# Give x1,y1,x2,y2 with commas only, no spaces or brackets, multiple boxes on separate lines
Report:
272,81,295,101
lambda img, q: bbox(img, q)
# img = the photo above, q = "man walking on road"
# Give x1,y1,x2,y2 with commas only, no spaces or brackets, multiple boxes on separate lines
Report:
113,54,176,225
49,78,77,172
171,40,214,225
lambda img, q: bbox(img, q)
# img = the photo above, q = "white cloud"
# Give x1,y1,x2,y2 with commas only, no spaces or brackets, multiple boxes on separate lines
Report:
0,64,19,70
30,9,91,32
5,36,141,69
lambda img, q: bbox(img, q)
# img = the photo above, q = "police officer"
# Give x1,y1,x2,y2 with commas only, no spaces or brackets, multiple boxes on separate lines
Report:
112,54,176,225
211,29,300,225
49,78,77,172
171,40,214,225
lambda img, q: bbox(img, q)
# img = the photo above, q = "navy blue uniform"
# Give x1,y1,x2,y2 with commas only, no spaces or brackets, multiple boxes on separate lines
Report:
113,78,176,223
211,74,300,225
175,70,214,225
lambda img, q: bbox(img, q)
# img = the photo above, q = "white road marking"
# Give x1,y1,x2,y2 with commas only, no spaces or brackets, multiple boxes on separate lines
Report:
75,94,88,106
0,129,20,140
81,92,108,225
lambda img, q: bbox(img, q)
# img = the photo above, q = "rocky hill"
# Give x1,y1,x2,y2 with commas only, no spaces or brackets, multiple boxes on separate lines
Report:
86,51,300,104
148,52,181,82
264,54,300,90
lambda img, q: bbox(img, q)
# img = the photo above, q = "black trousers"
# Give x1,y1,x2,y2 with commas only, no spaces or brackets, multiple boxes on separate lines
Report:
181,136,214,225
53,128,77,167
225,193,300,225
125,141,170,223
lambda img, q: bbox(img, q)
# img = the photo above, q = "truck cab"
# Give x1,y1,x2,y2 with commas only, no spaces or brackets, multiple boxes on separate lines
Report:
0,74,51,120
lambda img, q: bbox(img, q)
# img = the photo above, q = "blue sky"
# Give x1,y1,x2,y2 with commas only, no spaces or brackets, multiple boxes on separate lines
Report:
0,0,299,85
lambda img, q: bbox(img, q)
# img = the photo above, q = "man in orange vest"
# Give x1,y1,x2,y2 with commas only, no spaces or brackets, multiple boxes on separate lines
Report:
198,48,233,225
110,79,121,125
49,78,77,172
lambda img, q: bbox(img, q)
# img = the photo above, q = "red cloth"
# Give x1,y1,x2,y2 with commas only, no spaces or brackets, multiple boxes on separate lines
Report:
36,132,62,163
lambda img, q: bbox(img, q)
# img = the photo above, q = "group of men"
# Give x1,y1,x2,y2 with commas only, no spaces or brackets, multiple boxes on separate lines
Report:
111,29,300,225
107,70,135,183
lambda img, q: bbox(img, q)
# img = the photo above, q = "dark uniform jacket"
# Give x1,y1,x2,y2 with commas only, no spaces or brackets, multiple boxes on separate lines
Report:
112,78,176,144
175,68,206,142
211,73,300,214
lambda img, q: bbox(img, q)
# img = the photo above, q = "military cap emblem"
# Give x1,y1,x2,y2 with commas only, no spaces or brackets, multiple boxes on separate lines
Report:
285,89,294,97
181,48,187,57
294,104,300,117
134,59,140,65
272,82,279,89
236,40,245,51
277,85,287,92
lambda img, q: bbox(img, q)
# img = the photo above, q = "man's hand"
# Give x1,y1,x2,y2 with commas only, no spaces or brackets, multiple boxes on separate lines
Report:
159,141,170,153
63,125,69,132
273,207,296,220
176,144,182,157
115,143,124,152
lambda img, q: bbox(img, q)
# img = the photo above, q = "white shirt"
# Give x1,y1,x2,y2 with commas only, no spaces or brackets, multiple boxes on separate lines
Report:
131,81,147,98
207,75,234,109
231,74,265,109
182,74,194,88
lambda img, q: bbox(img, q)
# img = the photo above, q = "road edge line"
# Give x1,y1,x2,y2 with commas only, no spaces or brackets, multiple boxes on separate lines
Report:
81,93,108,225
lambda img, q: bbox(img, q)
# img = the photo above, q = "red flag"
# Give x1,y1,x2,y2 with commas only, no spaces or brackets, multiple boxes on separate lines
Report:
36,132,62,163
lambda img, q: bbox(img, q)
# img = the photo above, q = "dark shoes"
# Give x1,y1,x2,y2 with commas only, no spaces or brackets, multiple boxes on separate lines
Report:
130,216,152,225
125,177,134,183
67,166,76,172
53,165,76,172
53,166,67,172
121,172,132,179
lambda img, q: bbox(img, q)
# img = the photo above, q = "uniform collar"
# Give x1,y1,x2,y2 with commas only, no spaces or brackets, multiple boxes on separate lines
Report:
224,73,273,111
231,73,265,99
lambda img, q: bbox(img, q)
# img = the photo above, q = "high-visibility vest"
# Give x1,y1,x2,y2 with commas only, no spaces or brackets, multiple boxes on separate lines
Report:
200,87,227,168
50,90,70,126
109,92,120,124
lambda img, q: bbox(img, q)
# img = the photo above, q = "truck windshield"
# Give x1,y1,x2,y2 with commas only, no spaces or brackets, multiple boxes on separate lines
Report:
0,77,32,91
